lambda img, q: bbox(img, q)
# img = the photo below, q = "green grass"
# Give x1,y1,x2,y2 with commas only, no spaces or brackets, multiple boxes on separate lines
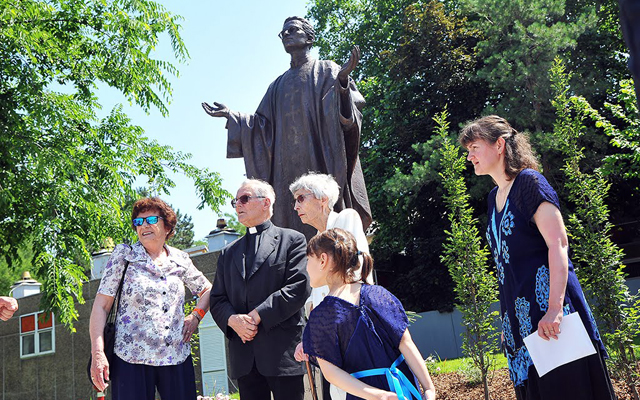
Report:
230,393,240,399
426,353,508,376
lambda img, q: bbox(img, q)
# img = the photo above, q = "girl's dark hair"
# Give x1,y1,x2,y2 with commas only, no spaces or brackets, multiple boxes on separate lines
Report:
458,115,539,180
131,197,177,240
307,228,373,285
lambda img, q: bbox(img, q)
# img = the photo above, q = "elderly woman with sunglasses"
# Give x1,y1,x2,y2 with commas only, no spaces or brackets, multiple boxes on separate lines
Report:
89,197,212,400
290,172,373,400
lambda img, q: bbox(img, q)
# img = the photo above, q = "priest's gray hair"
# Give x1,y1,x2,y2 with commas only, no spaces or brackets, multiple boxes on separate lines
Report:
289,172,340,210
241,179,275,214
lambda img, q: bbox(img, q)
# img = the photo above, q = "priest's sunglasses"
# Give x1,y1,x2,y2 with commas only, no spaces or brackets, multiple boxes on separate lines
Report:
132,216,164,227
231,195,266,208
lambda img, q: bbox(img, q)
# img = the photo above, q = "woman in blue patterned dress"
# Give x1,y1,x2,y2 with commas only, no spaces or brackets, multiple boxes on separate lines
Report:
459,115,616,399
296,228,436,400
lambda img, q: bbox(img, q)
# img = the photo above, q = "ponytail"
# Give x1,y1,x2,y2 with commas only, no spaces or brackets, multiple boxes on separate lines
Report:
358,252,374,285
307,228,373,284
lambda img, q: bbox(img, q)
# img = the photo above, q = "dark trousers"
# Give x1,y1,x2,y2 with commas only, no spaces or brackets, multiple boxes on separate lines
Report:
237,363,304,400
111,354,197,400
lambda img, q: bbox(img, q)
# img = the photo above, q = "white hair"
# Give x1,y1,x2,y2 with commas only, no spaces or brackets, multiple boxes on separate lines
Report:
289,172,340,209
241,179,275,214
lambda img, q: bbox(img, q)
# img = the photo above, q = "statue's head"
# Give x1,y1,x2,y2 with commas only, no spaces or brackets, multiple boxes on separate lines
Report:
280,16,315,51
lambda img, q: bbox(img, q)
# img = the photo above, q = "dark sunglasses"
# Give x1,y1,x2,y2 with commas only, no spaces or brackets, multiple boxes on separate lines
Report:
231,195,266,208
293,193,314,205
132,216,164,227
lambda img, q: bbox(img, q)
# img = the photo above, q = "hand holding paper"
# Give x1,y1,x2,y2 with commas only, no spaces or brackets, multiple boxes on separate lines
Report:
523,313,596,377
537,307,563,341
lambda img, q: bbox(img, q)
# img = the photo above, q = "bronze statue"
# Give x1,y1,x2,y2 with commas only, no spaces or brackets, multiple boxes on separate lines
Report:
202,16,371,239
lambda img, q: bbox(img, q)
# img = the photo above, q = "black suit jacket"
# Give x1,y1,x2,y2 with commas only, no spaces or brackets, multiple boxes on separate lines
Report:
209,221,310,379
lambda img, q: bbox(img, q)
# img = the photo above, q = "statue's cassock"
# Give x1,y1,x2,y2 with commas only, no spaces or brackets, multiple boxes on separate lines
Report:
225,58,372,239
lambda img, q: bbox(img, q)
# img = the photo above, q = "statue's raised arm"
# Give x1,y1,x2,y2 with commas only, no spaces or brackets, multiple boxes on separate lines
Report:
201,101,230,119
337,45,360,87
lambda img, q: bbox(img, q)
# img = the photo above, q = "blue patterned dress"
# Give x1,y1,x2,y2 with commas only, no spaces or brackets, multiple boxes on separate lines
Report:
486,169,613,397
303,284,419,400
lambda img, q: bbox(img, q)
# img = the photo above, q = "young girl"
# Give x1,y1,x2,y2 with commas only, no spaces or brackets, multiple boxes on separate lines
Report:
297,228,436,400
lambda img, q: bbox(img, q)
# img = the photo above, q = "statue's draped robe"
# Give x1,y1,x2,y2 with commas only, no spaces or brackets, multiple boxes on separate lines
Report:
226,58,372,239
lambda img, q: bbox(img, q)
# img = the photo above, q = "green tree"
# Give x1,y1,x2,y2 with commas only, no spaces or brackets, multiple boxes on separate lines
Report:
222,212,246,236
550,58,640,398
307,0,640,313
437,110,499,399
308,0,488,311
0,0,230,329
461,0,595,132
586,80,640,179
0,239,36,295
564,0,630,109
168,208,196,250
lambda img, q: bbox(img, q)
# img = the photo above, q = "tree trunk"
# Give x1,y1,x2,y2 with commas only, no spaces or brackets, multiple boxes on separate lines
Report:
482,368,491,400
617,342,640,400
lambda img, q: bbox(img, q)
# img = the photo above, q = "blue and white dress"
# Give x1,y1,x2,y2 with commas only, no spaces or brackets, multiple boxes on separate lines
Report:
486,169,614,399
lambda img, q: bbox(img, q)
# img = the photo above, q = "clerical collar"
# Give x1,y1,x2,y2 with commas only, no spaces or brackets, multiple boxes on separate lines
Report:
290,54,312,69
247,220,272,235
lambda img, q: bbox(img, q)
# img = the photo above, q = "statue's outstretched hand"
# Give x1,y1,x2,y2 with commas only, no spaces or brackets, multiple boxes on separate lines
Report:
202,101,230,119
338,45,360,85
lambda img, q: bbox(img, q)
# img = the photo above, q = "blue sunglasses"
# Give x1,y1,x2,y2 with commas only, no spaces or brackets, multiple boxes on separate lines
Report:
132,216,164,227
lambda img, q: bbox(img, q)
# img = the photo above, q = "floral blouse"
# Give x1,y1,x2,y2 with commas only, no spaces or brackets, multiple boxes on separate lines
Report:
97,242,211,366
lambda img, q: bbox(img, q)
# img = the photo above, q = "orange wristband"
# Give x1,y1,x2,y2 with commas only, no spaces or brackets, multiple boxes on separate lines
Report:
192,308,206,320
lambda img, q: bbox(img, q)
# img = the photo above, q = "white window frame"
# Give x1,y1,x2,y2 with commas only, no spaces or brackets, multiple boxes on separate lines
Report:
19,311,55,358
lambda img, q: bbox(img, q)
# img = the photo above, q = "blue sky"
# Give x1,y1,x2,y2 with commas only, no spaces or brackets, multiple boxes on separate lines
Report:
99,0,320,241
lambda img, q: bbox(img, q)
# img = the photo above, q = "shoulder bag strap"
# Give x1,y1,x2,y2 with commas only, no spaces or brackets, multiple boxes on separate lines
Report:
106,244,132,324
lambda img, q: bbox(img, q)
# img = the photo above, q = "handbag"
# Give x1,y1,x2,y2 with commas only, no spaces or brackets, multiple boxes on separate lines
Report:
87,245,131,385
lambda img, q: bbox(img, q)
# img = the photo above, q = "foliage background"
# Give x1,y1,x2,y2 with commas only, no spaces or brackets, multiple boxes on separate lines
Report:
307,0,640,313
0,0,230,328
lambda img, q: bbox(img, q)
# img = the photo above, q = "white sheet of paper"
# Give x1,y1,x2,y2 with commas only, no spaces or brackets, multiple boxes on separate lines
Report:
522,312,596,377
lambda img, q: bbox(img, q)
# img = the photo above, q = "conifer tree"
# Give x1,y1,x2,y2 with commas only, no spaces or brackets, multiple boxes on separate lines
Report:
437,110,499,400
462,0,595,132
550,58,640,399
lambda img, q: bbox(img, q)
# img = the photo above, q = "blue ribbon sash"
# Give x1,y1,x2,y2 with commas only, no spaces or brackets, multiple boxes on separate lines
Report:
350,354,422,400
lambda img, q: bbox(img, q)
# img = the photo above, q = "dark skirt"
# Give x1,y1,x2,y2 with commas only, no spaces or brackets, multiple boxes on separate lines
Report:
514,343,616,400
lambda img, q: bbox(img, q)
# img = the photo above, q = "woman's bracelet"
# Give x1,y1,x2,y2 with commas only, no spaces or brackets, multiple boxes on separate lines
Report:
192,307,206,321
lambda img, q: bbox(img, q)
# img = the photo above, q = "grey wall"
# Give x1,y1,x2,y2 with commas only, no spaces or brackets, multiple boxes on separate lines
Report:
408,302,501,360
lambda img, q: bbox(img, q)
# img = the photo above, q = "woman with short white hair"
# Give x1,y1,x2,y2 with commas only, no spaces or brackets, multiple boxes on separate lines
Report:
289,172,372,295
290,172,373,400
